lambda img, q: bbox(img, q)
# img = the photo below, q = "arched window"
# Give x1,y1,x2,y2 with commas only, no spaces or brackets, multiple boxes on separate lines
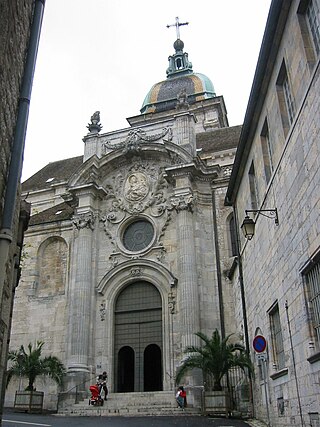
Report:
38,237,67,297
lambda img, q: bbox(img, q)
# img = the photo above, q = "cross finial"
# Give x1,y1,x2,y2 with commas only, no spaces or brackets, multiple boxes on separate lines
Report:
166,17,189,39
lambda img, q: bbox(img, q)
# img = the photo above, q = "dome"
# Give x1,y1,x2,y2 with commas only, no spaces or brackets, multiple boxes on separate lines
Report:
140,73,216,114
140,39,216,114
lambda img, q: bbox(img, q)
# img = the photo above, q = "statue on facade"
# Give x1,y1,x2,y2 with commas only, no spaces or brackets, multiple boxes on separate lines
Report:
87,111,102,134
176,88,189,110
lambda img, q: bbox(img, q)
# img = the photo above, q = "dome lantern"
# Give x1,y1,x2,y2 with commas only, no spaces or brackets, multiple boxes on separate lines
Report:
140,18,216,115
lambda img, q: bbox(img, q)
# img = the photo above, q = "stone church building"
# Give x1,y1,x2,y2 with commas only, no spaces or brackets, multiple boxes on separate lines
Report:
6,2,320,424
6,32,241,409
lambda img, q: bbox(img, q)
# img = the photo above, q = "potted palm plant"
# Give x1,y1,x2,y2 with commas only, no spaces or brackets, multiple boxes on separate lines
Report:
6,341,66,412
175,329,252,416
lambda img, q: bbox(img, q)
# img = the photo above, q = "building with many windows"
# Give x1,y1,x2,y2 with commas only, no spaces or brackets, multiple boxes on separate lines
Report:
226,0,320,425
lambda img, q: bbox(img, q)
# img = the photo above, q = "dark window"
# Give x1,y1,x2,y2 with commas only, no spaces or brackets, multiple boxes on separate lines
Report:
248,161,259,210
260,119,274,183
123,220,154,252
228,214,238,257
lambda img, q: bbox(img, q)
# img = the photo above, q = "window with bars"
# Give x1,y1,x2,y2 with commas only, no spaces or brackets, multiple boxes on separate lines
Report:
298,0,320,67
283,74,296,124
276,61,296,136
305,259,320,344
260,118,274,183
306,0,320,56
269,303,286,370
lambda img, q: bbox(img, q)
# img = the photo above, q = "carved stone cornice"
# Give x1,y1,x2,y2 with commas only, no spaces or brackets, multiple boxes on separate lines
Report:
165,160,220,184
69,183,107,201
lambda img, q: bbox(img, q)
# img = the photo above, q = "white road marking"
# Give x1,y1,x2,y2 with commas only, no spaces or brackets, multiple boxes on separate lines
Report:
3,420,51,426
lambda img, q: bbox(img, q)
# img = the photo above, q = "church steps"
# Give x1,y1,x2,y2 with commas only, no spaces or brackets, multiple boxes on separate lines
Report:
57,391,202,417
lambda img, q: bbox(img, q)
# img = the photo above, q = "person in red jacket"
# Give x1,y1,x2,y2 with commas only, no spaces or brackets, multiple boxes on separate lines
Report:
176,386,187,409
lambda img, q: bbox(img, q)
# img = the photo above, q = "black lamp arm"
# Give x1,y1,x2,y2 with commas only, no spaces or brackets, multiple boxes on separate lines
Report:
245,208,279,225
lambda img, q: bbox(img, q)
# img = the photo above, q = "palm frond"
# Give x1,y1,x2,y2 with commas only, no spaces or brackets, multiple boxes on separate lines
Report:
176,329,252,390
6,341,65,390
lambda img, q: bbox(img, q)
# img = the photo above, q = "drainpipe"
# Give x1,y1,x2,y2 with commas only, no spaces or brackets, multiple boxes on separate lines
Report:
232,205,254,417
211,187,225,338
233,206,250,354
0,0,45,289
285,301,304,426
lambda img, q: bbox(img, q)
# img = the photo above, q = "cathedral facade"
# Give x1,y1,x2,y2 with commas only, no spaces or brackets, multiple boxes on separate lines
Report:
6,2,320,424
6,35,240,409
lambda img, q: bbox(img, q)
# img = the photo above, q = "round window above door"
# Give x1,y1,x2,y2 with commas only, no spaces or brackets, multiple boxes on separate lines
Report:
122,219,154,252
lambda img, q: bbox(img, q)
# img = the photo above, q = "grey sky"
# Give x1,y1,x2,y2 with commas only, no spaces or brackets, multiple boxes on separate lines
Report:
22,0,271,181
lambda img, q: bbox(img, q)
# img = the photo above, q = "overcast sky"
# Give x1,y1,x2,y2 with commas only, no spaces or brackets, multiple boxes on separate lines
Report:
22,0,272,181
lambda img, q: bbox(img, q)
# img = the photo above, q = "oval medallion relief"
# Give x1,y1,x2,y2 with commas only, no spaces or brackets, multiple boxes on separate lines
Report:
125,173,149,202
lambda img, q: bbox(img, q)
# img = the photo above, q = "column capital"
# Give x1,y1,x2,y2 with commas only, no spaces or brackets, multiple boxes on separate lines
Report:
72,211,96,231
170,193,194,213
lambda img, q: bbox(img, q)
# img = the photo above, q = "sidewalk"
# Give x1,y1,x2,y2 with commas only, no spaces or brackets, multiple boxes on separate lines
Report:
246,419,268,427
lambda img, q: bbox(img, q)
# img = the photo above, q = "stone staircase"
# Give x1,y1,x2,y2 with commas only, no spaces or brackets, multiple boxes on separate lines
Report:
58,391,202,417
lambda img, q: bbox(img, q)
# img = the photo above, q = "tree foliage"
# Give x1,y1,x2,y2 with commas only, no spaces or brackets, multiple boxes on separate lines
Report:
6,341,66,391
176,329,252,391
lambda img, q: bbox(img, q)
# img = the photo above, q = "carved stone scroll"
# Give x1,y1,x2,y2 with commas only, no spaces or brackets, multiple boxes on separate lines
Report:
103,127,172,153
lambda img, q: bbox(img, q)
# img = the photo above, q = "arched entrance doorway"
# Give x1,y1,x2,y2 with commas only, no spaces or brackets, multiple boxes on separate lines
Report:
114,281,163,392
144,344,162,391
117,346,135,392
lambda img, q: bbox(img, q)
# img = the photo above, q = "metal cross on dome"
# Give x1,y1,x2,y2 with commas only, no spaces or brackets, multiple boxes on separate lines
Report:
166,17,189,39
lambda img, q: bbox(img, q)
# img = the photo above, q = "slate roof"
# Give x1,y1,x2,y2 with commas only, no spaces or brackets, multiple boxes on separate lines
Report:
22,156,83,192
196,125,242,154
29,201,74,226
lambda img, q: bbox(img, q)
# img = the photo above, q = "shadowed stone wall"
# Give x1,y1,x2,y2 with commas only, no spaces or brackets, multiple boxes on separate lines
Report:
0,0,34,418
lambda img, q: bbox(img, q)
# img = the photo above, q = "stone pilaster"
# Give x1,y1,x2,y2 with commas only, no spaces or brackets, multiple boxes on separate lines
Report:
83,133,101,162
67,211,95,373
171,192,200,350
174,112,196,156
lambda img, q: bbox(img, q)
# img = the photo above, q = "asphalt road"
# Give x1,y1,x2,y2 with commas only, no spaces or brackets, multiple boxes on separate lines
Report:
2,411,252,427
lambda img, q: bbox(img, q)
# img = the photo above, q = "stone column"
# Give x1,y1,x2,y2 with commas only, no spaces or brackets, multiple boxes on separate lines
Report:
174,112,196,157
67,211,95,374
171,192,200,351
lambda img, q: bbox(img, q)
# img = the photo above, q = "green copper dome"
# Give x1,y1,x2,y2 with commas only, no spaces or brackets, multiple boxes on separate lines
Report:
140,39,216,114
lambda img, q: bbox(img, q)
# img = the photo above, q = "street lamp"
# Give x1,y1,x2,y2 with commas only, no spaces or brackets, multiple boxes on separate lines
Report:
241,208,279,240
240,216,255,240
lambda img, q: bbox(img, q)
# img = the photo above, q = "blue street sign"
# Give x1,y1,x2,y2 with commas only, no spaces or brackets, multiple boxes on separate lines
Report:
253,335,267,353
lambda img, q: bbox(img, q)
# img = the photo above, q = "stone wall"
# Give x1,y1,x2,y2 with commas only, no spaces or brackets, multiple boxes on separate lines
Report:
0,0,34,416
